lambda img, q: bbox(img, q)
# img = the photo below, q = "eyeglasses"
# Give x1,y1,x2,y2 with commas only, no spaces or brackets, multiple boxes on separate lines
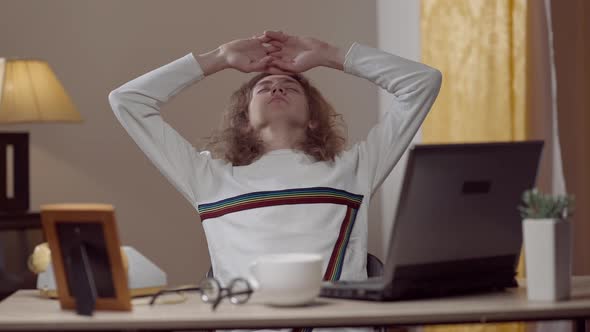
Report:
149,277,253,310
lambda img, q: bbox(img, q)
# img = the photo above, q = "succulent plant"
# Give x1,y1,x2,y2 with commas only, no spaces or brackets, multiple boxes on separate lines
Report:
518,188,575,219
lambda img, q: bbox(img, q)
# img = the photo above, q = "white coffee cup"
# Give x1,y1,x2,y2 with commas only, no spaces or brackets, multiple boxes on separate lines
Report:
249,253,323,306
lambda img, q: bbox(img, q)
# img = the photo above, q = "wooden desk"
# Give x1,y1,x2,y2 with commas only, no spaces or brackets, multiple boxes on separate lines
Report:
0,277,589,331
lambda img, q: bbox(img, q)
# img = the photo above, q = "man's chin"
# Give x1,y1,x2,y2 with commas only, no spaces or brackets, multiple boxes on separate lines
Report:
266,105,289,112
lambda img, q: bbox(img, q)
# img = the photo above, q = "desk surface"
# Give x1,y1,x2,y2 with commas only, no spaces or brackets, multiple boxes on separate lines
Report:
1,277,590,331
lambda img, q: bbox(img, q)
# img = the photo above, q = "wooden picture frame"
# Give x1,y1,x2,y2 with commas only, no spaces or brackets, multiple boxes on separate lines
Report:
41,204,131,314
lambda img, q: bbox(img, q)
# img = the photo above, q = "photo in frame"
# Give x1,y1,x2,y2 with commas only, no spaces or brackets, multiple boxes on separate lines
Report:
41,203,131,315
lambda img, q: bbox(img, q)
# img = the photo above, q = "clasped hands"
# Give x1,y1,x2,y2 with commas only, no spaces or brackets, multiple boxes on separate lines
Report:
220,30,344,74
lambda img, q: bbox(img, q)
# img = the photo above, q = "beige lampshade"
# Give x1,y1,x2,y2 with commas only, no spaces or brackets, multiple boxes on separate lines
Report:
0,58,82,123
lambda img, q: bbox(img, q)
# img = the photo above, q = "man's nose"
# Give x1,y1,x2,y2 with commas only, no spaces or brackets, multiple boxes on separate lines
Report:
271,86,285,95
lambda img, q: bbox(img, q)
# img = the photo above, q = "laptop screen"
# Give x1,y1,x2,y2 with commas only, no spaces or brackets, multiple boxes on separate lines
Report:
384,141,543,280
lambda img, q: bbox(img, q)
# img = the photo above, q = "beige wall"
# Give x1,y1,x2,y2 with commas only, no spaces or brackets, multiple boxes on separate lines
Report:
0,0,379,284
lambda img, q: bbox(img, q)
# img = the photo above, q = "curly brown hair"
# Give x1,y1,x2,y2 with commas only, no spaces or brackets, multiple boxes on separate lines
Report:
205,73,346,166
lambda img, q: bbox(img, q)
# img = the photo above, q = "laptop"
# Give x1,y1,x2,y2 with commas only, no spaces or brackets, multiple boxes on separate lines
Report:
320,141,544,301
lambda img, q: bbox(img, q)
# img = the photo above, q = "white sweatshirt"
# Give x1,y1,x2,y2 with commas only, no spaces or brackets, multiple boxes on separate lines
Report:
109,43,441,329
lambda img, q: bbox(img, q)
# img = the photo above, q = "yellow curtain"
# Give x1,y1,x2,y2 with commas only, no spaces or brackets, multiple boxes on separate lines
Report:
421,0,527,331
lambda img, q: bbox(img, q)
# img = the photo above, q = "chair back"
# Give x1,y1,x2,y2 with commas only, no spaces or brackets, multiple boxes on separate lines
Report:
366,253,384,278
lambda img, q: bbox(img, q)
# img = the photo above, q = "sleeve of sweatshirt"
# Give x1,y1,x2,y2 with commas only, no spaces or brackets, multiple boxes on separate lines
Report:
344,43,442,195
108,53,229,205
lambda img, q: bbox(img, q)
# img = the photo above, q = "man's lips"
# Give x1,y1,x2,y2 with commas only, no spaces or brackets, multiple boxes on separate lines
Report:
268,97,287,104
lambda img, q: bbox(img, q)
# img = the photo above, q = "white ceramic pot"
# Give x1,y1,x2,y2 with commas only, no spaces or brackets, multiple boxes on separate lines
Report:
523,218,571,301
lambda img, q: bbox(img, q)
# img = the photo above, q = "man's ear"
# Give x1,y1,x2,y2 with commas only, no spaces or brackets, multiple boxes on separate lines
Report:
308,120,318,129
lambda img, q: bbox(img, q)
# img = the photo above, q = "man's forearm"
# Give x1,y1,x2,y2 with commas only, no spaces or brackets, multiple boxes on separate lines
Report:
193,48,228,76
322,44,346,71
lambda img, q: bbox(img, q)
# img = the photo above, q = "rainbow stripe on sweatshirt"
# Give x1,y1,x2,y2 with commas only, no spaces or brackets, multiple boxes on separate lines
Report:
198,187,363,282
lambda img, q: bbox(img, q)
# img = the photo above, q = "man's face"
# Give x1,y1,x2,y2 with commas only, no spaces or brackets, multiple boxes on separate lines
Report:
248,75,310,130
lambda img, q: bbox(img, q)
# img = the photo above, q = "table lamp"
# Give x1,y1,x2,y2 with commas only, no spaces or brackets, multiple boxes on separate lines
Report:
0,58,82,212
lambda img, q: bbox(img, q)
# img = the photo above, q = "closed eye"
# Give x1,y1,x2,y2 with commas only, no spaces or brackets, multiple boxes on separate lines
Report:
255,85,300,94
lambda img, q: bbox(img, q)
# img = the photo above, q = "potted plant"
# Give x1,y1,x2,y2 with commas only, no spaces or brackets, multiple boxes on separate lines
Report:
519,188,575,301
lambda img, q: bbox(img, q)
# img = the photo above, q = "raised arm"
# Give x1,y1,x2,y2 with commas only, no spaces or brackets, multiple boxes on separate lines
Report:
108,35,284,204
265,31,442,194
345,43,441,194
